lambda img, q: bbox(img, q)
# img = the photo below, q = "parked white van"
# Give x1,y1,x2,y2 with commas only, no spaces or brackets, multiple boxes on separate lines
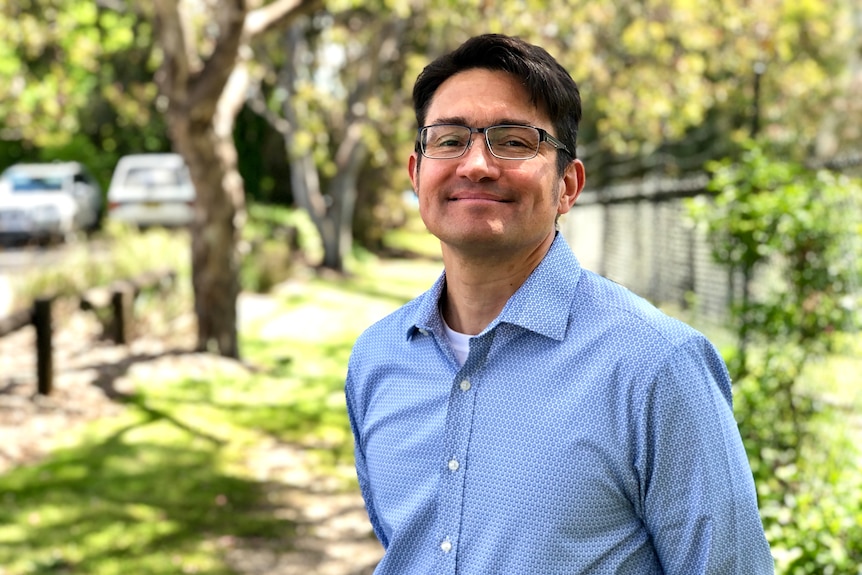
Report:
107,153,195,228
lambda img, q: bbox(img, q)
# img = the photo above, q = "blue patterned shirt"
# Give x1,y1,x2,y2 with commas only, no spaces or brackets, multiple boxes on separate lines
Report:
346,234,774,574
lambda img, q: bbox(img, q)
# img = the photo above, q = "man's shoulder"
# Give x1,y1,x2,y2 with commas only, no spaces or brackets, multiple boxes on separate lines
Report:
574,270,730,400
575,268,704,346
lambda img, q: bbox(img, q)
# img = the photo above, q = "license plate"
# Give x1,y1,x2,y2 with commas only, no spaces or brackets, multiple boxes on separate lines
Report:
0,212,27,232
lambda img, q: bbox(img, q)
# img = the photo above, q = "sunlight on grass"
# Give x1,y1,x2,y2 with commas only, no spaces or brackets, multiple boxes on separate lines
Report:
252,258,443,345
0,411,261,574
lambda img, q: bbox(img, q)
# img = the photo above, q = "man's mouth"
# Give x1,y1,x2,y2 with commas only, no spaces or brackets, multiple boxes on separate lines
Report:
448,192,510,202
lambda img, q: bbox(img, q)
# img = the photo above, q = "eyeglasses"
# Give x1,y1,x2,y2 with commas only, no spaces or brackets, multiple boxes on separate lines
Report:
417,124,573,160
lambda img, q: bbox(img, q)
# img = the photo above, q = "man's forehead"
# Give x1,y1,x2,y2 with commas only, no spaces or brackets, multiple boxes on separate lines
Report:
426,69,546,126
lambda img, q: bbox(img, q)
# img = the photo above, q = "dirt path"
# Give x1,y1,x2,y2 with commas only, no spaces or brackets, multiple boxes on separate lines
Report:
0,297,383,575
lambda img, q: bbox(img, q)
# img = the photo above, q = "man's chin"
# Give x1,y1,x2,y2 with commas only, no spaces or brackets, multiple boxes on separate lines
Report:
436,229,522,256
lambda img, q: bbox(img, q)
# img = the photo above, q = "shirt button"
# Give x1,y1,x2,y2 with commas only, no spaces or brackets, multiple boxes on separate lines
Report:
440,538,452,553
459,379,471,391
448,459,459,472
418,328,428,336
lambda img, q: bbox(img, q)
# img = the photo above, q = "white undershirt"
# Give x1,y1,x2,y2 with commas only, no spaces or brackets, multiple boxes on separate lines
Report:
442,319,471,367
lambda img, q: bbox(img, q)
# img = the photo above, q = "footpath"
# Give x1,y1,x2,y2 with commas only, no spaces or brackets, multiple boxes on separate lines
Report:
0,293,383,575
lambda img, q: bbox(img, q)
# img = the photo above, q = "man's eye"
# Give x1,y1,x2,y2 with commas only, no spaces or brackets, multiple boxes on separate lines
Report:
491,128,536,149
429,134,467,148
497,137,531,148
438,138,465,147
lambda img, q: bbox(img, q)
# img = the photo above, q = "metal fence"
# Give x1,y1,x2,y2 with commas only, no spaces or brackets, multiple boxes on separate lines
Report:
561,174,739,323
562,153,862,324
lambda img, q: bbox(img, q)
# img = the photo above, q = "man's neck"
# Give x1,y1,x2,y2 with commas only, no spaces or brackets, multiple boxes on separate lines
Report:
440,232,556,335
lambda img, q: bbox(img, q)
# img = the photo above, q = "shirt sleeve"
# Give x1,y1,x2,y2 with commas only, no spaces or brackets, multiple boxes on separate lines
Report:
345,365,390,550
637,336,774,574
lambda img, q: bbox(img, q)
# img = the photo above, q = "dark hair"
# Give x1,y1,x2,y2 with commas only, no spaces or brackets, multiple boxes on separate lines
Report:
412,33,581,175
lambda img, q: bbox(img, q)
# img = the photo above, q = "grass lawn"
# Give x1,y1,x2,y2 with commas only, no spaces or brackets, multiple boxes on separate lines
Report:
0,248,442,575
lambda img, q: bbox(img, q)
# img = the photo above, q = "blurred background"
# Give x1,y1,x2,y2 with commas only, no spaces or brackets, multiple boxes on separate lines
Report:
0,1,860,574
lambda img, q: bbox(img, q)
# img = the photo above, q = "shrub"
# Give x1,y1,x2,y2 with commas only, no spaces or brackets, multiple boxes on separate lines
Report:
688,141,862,573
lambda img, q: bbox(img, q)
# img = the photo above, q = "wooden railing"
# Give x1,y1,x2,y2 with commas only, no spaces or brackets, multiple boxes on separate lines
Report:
0,268,176,395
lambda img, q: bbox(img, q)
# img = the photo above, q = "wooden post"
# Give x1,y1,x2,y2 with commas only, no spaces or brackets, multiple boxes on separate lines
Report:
33,297,53,395
111,284,134,345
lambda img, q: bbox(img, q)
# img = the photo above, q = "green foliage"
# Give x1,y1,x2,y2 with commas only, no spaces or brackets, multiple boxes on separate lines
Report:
7,224,192,340
688,141,862,573
694,142,861,358
0,0,170,188
240,204,323,292
408,0,860,182
13,223,191,307
10,205,323,316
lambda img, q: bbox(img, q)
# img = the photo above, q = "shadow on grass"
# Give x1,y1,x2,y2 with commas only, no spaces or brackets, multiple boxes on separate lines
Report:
0,407,297,574
125,339,358,468
0,334,371,574
84,348,207,401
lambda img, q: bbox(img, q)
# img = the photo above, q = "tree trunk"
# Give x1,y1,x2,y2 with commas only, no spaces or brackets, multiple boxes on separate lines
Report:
151,0,322,357
271,22,385,272
322,130,366,271
171,118,242,357
153,0,246,358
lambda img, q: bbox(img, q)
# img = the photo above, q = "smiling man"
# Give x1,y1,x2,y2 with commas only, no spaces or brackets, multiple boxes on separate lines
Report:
346,34,774,574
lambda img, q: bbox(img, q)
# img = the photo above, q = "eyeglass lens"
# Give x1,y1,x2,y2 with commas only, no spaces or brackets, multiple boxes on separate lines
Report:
421,125,542,159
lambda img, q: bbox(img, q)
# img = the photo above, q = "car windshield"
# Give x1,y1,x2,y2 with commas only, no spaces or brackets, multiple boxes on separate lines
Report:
6,174,67,193
125,167,185,186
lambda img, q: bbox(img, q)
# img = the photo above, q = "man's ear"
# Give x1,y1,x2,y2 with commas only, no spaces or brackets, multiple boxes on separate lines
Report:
557,159,585,216
408,153,419,194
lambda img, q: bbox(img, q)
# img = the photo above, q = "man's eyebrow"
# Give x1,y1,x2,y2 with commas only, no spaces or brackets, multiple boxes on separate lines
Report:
429,116,468,126
428,117,532,127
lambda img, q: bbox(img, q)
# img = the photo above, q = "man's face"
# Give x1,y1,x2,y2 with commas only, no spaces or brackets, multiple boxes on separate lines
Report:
409,68,584,258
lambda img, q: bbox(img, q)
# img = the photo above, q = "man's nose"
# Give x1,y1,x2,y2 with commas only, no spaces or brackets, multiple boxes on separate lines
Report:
465,132,492,156
458,134,498,173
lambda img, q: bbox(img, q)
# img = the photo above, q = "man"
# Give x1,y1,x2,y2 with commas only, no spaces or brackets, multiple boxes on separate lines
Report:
346,33,774,574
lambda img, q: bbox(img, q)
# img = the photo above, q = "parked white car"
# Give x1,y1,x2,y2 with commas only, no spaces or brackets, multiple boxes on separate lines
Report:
107,153,196,228
0,161,103,245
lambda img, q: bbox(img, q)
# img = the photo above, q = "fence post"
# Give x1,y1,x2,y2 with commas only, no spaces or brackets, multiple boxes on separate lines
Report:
111,283,134,345
33,297,53,395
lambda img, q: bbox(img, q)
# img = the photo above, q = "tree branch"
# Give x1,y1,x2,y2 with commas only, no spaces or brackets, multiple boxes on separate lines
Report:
187,0,246,118
244,0,324,37
151,0,191,104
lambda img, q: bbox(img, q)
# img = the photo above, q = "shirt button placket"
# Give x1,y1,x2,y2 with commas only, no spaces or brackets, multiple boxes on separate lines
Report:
436,371,478,573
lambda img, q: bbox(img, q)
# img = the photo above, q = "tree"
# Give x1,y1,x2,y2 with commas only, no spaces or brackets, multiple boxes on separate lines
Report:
245,5,414,271
149,0,321,357
510,0,860,183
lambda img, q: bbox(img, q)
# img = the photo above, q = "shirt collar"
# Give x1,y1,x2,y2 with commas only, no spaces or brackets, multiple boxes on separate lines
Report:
405,233,582,342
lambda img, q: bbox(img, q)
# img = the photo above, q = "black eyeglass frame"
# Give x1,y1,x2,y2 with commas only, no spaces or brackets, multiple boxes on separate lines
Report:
416,123,574,160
